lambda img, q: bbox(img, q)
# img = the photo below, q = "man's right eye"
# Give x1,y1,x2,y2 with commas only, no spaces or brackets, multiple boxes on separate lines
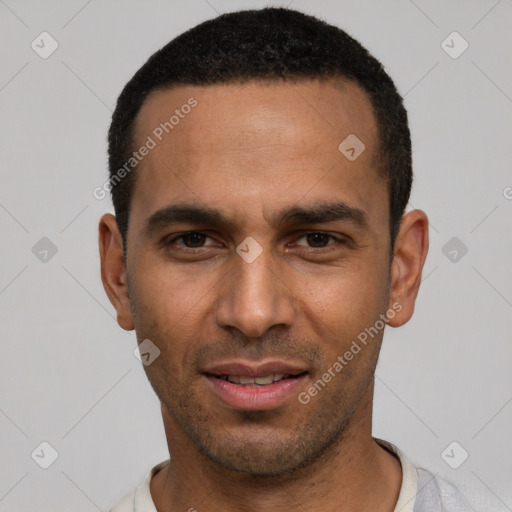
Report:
166,231,213,248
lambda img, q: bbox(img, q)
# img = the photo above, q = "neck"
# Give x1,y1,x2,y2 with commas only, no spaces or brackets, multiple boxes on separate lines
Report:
151,383,402,512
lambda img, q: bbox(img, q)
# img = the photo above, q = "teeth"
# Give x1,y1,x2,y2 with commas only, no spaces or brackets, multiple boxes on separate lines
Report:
239,376,256,385
224,374,289,386
254,375,274,385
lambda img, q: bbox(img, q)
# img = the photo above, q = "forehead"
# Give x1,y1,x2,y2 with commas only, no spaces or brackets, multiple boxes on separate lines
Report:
135,78,378,155
129,79,385,229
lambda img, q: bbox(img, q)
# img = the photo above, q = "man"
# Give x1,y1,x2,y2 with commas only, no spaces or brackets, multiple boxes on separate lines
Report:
99,8,497,512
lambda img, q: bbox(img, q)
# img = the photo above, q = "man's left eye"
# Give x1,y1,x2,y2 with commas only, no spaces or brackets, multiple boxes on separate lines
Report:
295,232,339,248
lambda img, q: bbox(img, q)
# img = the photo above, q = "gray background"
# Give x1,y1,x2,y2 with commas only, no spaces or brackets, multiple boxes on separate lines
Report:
0,0,511,510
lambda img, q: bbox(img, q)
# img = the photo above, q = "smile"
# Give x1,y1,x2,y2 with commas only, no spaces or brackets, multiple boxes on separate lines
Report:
213,373,297,386
204,371,308,411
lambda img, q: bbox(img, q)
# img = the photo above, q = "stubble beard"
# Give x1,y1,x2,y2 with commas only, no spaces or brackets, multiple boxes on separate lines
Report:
151,364,376,478
130,288,380,478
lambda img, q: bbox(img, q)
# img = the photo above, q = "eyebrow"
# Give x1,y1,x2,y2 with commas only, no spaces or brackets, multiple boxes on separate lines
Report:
276,202,367,229
145,201,368,234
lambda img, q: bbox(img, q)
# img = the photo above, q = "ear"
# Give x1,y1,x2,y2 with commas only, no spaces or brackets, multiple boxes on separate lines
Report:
387,209,429,328
98,213,134,331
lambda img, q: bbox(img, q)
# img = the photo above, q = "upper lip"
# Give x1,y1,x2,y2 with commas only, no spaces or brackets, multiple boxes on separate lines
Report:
203,360,308,378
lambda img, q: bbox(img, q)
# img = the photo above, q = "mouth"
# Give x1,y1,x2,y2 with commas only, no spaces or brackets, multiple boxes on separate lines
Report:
202,361,309,411
209,372,307,387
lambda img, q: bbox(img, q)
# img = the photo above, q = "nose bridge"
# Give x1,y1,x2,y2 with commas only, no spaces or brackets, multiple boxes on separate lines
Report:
215,245,295,338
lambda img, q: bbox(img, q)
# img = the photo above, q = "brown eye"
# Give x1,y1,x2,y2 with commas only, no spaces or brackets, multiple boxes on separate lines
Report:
179,232,207,247
295,232,337,248
164,231,213,249
305,233,331,247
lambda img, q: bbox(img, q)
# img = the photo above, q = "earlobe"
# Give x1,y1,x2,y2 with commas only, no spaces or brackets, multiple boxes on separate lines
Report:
387,210,429,328
98,213,134,331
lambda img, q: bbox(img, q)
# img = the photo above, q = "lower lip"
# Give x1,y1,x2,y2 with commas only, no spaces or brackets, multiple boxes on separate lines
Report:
204,374,308,411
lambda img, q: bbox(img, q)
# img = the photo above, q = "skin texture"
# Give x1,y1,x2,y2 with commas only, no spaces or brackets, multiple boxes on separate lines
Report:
99,79,429,511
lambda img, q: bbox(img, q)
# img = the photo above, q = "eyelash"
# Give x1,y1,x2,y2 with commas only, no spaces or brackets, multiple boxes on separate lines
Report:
164,231,347,252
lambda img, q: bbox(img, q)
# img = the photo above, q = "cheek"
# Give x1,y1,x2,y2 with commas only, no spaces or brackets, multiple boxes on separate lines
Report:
128,257,218,369
131,251,217,316
295,258,390,344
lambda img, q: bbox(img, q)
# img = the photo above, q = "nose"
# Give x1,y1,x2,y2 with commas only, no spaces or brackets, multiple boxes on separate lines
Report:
214,246,295,338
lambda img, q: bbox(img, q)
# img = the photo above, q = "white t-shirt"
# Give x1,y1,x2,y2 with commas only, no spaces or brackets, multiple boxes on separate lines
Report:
110,439,503,511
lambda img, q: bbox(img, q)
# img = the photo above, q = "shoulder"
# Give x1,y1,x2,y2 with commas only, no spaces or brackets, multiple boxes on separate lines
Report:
375,439,504,512
110,491,135,512
414,466,504,512
414,468,469,510
109,460,170,512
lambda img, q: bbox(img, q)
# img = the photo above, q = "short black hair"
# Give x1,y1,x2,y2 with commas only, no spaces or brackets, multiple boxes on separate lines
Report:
108,7,412,251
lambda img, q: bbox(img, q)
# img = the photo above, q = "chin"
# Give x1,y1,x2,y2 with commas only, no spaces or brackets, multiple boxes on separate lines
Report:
194,421,347,478
204,445,311,476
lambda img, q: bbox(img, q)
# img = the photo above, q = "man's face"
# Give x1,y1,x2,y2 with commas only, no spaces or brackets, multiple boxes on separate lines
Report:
123,79,393,474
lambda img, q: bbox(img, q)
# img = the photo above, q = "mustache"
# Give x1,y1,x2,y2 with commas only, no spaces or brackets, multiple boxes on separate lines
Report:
191,332,324,370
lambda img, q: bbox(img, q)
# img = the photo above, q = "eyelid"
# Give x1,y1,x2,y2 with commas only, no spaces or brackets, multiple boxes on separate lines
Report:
164,231,219,247
162,230,350,250
292,230,349,245
297,231,339,245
